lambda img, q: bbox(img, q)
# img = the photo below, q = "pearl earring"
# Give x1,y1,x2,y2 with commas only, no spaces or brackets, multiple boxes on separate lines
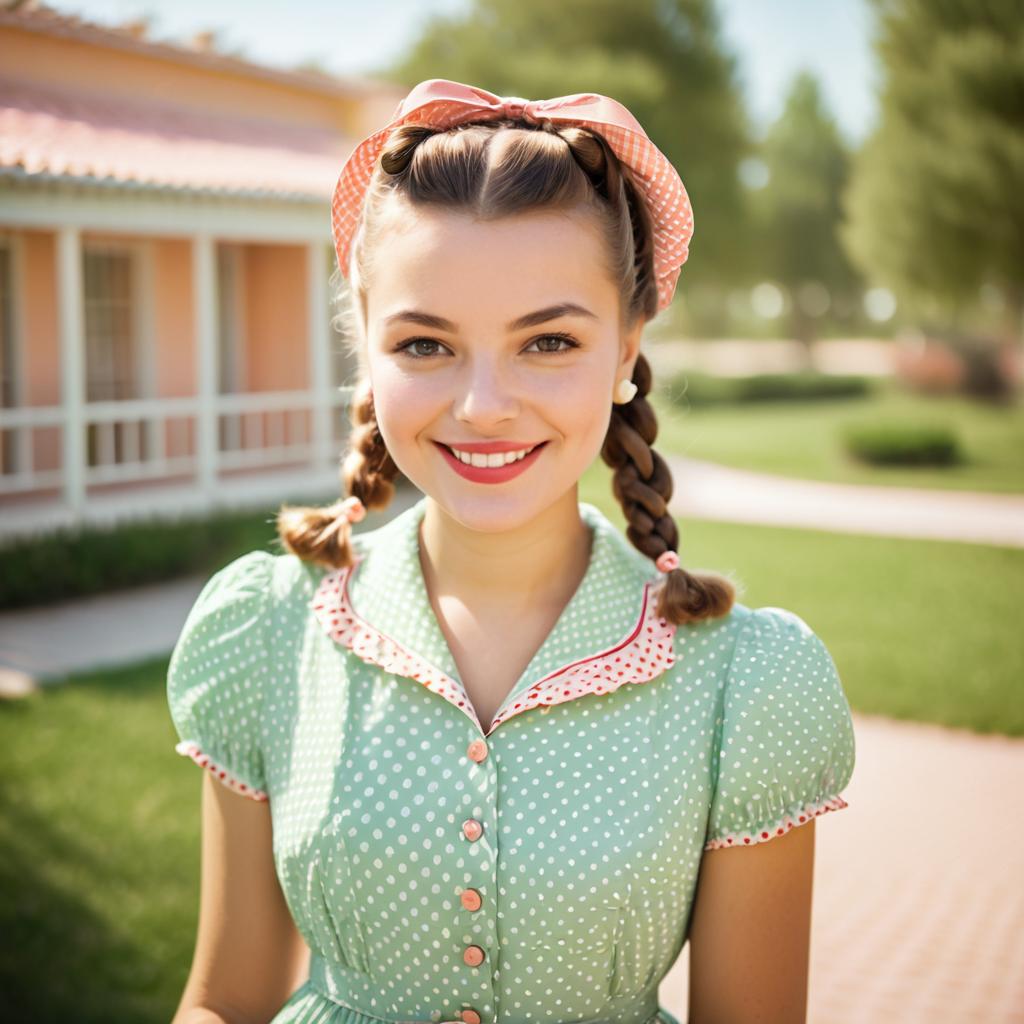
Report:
613,378,638,404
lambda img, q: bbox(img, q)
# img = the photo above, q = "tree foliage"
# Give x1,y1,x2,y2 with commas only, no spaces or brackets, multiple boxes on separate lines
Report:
840,0,1024,341
752,71,863,344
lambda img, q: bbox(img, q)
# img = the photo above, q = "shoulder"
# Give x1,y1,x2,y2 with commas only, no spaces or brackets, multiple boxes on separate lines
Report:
674,601,832,670
727,604,841,689
702,602,857,849
167,550,282,799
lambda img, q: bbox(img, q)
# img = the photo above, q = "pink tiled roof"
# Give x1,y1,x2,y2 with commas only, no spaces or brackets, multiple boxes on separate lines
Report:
0,78,349,200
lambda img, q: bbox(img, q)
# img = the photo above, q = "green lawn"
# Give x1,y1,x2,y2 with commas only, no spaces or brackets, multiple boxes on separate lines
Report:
1,655,203,1022
2,461,1021,1019
651,377,1024,493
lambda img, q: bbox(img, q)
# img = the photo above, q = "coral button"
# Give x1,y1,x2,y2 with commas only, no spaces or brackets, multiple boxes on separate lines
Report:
462,1011,482,1024
463,944,485,966
460,888,482,912
462,818,483,841
467,739,488,763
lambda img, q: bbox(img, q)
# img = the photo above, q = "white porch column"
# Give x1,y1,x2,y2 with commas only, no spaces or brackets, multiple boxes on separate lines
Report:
57,226,85,517
306,241,334,472
192,233,217,498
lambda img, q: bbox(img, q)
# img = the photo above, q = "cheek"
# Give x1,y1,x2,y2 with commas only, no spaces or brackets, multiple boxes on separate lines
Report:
367,359,443,449
534,366,614,452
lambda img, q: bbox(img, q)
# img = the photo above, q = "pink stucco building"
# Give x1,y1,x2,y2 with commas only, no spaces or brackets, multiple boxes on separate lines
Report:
0,1,405,538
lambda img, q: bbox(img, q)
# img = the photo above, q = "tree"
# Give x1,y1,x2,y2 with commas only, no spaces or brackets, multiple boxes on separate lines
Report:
379,0,757,298
840,0,1024,349
752,71,863,350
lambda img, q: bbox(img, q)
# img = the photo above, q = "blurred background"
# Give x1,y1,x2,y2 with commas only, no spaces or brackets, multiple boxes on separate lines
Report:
0,1,1022,1021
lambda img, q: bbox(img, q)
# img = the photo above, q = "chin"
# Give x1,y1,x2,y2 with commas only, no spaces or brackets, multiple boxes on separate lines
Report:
427,484,555,535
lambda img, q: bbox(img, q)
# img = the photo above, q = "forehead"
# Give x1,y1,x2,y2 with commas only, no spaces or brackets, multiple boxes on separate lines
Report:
367,206,618,327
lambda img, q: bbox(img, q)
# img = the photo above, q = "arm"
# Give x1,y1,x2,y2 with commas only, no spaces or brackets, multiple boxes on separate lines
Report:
171,775,310,1024
688,819,815,1024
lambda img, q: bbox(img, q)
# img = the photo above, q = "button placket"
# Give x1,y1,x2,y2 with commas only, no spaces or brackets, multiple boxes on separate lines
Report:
456,735,495,1021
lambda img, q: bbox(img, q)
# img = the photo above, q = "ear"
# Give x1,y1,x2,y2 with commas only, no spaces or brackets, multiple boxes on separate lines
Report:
617,313,644,382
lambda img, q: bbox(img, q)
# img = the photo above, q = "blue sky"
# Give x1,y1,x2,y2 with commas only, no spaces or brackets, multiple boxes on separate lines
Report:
44,0,880,146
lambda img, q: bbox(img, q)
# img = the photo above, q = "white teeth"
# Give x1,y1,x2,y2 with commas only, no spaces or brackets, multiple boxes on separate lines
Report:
449,445,535,467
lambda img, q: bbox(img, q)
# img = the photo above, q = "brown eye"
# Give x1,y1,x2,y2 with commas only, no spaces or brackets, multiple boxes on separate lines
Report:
398,338,446,357
525,333,579,354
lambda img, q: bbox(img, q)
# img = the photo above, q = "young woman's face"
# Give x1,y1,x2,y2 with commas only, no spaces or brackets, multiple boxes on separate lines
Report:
363,207,642,534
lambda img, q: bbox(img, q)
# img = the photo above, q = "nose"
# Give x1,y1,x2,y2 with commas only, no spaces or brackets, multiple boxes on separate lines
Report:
453,357,520,429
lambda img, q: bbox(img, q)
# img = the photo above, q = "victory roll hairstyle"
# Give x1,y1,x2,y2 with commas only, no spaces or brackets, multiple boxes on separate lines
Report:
276,115,736,624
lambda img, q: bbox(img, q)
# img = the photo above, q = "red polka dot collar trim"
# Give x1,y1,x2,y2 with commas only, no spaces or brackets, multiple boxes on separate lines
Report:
309,503,678,737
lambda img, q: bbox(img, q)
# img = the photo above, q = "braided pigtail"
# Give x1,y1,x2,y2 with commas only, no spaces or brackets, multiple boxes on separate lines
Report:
343,378,399,508
561,125,736,622
275,379,398,569
601,355,736,624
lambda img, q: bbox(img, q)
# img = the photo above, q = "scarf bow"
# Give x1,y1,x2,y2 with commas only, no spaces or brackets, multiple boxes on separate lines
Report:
331,77,694,313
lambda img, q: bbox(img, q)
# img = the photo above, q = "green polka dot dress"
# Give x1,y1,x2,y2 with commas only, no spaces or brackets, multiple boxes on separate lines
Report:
167,498,856,1024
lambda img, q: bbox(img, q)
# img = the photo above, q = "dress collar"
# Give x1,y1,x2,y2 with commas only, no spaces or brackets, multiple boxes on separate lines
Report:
310,497,677,737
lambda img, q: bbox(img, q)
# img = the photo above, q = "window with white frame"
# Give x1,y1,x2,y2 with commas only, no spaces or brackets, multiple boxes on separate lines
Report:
83,245,137,402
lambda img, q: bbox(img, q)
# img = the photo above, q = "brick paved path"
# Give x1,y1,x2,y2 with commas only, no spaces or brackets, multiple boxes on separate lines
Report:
658,713,1024,1023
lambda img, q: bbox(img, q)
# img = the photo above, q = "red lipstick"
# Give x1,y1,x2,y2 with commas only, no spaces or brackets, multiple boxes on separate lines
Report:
434,440,547,484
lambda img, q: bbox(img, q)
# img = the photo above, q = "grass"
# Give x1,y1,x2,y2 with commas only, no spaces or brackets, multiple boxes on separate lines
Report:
0,655,201,1022
2,453,1021,1019
652,377,1024,493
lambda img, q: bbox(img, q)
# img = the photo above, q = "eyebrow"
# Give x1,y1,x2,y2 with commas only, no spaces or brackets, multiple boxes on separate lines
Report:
382,302,599,333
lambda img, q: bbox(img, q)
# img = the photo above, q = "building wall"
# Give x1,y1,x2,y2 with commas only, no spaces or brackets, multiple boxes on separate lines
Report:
245,244,308,392
152,238,194,398
21,229,59,406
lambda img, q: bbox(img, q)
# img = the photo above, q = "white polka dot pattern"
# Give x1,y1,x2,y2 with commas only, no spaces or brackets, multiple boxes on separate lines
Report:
166,550,272,800
702,607,857,851
165,502,856,1024
330,78,694,313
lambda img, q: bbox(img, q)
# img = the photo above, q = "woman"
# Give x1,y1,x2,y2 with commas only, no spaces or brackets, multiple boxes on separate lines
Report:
168,79,856,1024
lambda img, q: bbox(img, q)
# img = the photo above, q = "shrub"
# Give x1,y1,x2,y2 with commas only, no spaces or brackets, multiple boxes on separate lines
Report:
664,370,873,408
841,420,962,466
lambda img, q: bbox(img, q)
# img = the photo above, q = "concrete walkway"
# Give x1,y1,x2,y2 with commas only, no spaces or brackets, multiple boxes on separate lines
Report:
667,454,1024,548
0,486,424,691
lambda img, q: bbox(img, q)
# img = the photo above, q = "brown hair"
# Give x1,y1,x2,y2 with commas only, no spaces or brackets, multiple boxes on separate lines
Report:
276,115,736,623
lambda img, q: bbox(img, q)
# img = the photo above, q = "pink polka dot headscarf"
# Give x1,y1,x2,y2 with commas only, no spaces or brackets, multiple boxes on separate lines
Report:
330,77,694,313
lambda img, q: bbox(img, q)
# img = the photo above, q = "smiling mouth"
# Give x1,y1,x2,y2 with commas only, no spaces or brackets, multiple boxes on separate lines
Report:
440,443,543,468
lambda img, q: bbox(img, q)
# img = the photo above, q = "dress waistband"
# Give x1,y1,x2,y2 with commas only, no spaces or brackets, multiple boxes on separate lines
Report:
308,953,678,1024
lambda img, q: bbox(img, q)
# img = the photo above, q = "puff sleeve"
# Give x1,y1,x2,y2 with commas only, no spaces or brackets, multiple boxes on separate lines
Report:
704,606,856,850
166,550,276,802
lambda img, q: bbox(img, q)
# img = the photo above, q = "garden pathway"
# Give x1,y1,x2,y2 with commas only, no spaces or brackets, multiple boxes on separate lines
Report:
666,454,1024,547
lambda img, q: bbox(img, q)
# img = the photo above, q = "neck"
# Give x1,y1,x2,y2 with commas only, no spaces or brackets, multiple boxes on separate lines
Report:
419,489,592,609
